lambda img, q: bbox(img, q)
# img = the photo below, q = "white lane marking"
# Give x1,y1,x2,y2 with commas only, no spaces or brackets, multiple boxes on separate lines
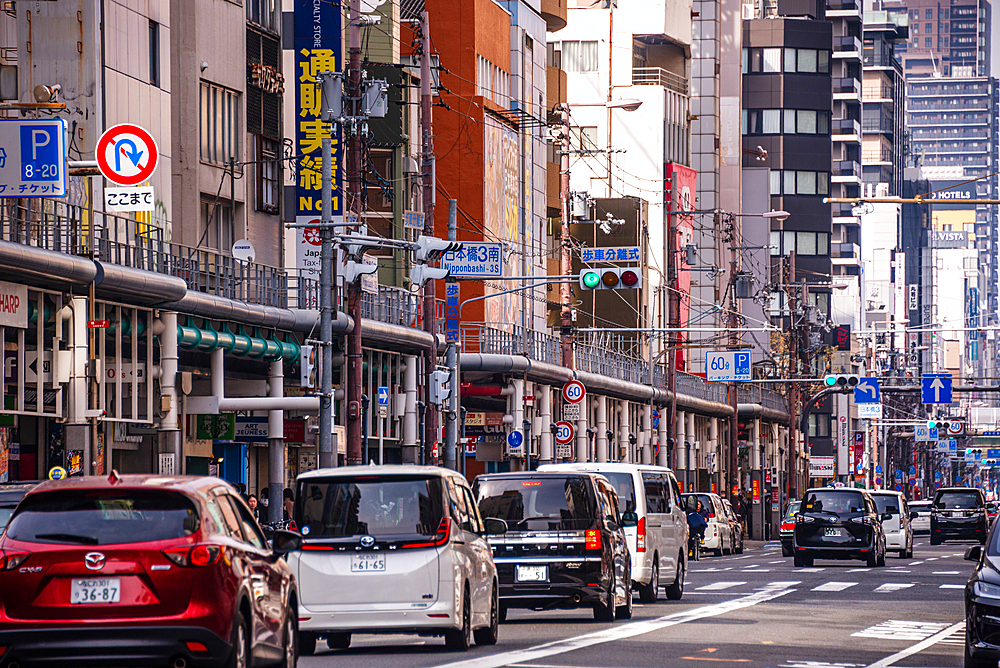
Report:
434,586,796,668
798,567,826,572
940,584,965,589
697,581,745,590
886,569,911,573
853,620,949,641
864,621,965,668
812,581,858,592
741,569,771,572
925,557,938,561
848,568,872,573
907,561,924,566
873,583,915,593
770,560,785,564
932,571,960,575
760,581,801,589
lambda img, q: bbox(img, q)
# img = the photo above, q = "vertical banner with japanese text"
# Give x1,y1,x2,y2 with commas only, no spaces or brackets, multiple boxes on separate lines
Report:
445,283,460,343
294,0,342,287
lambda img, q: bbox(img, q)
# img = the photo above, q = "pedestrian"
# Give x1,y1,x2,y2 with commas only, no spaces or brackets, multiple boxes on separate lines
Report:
697,499,710,522
247,494,260,521
260,487,270,509
236,483,248,501
283,487,295,522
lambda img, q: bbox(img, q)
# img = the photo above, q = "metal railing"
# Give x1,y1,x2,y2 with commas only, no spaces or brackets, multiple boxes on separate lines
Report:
632,67,689,96
462,324,561,365
677,374,728,405
359,285,421,329
833,36,862,53
738,385,789,415
832,118,861,136
833,78,861,95
832,160,861,178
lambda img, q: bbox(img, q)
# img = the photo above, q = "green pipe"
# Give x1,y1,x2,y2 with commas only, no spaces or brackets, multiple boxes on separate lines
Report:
175,321,301,362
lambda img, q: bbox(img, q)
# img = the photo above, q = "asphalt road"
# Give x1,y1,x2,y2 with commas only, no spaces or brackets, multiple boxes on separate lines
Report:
301,536,976,668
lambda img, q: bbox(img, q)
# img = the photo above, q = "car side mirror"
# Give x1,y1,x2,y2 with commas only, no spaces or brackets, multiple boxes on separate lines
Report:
606,515,620,531
272,529,303,555
459,521,478,534
620,511,639,528
882,512,892,521
483,518,508,535
910,511,919,520
966,545,983,562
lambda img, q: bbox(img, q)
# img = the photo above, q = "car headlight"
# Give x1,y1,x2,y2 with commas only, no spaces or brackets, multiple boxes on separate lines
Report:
797,515,815,523
974,581,1000,599
848,517,867,525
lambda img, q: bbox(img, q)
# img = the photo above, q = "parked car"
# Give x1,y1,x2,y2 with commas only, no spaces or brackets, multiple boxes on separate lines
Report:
963,529,1000,667
792,487,887,567
537,463,687,602
908,499,932,535
0,482,40,534
681,493,732,556
473,471,632,621
0,473,301,668
286,466,498,652
870,490,914,558
779,500,801,557
931,486,987,545
721,499,744,555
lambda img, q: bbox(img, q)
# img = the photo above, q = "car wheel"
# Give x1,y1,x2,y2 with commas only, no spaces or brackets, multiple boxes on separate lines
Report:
966,630,993,668
281,608,298,668
665,554,684,601
298,633,317,657
782,544,792,558
474,582,500,646
227,610,250,668
866,548,878,567
499,604,508,623
616,569,633,620
326,633,351,650
445,588,473,651
593,576,616,621
638,560,658,603
736,536,744,554
931,535,942,546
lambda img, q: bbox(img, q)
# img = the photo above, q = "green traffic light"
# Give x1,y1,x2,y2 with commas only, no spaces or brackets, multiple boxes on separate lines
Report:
582,271,601,289
824,375,837,387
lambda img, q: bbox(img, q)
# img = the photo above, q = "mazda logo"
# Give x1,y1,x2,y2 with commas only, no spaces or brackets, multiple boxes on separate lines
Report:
360,535,375,548
84,552,106,571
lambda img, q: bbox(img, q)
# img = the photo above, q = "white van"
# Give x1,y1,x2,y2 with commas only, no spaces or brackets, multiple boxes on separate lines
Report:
538,463,688,602
681,492,732,556
286,466,499,653
870,490,914,558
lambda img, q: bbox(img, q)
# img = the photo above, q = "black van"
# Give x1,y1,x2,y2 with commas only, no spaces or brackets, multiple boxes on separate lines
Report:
792,486,887,567
931,486,987,545
473,471,632,621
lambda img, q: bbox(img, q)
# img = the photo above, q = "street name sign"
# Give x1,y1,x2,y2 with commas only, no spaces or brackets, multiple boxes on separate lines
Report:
858,403,882,418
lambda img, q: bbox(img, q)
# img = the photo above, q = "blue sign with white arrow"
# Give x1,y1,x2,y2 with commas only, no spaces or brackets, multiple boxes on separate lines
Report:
988,449,1000,459
854,377,880,403
378,386,389,406
507,430,523,450
921,374,953,404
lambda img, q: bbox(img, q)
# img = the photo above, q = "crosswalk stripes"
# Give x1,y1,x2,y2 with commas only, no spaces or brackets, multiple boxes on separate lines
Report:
687,576,967,595
852,620,950,641
939,622,966,646
940,584,965,589
932,570,960,574
696,581,745,591
811,581,857,592
873,583,914,593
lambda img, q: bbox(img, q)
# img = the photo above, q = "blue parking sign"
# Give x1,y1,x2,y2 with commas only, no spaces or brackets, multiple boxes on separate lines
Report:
0,119,66,197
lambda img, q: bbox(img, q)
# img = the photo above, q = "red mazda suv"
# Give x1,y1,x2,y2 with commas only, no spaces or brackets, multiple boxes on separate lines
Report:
0,473,301,668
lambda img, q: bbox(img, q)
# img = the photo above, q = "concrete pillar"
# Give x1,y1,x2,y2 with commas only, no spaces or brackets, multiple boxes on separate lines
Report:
710,417,720,494
596,395,608,462
641,404,652,464
268,359,285,524
657,412,668,467
511,378,525,464
688,412,697,485
157,312,181,476
677,410,687,488
539,385,552,464
401,355,418,464
576,398,588,463
618,400,629,463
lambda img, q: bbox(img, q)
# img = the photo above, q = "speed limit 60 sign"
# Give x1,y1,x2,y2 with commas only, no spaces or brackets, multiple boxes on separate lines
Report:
562,380,585,404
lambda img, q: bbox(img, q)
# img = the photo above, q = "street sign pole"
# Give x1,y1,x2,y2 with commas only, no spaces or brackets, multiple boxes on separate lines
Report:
444,200,460,471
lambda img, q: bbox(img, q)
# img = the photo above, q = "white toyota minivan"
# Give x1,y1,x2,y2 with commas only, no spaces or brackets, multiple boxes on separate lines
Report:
870,490,914,558
538,463,688,602
285,466,499,653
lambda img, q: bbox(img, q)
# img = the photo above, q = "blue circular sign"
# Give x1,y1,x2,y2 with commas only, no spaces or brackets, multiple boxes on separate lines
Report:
935,471,941,479
895,483,902,491
875,465,883,474
894,471,903,481
651,411,660,429
48,466,67,481
908,478,916,486
909,465,916,475
507,430,523,448
875,477,883,486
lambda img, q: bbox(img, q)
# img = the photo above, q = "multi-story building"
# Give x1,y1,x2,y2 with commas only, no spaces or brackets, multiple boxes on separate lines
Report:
861,9,908,196
888,0,990,77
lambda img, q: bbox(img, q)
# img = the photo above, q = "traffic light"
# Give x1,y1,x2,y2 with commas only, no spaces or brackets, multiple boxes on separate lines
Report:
415,236,462,262
300,345,316,389
410,265,450,287
578,267,642,290
428,369,451,406
823,374,860,389
928,420,953,431
343,260,378,284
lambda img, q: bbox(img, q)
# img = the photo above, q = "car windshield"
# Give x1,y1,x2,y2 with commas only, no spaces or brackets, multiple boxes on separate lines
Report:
601,473,637,513
783,501,801,520
873,496,900,515
475,476,596,531
5,490,199,545
683,494,715,515
295,475,446,539
801,491,866,515
0,505,14,532
935,491,981,509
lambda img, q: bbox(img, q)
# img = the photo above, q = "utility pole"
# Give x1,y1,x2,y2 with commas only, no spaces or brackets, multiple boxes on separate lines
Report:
345,0,364,465
559,104,574,370
444,199,459,470
317,72,339,472
727,211,740,500
667,186,679,481
420,11,439,462
787,250,797,501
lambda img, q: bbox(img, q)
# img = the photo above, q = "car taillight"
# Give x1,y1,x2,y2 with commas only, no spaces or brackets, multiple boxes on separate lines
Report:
401,518,452,549
585,529,602,550
0,549,29,571
637,517,646,552
162,544,224,567
781,521,795,532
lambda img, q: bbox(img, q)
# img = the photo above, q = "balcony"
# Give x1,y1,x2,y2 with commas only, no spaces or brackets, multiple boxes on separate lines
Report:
862,82,893,102
833,36,862,58
833,77,862,100
540,0,567,31
827,0,862,19
832,118,861,140
831,202,857,219
832,160,862,182
862,116,895,135
632,67,689,96
832,243,860,262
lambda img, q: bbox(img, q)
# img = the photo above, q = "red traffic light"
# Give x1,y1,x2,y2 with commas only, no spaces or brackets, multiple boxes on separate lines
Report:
620,270,639,287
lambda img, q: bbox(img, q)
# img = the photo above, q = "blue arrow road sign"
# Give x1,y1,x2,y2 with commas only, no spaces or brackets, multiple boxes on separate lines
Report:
876,465,883,474
854,377,880,403
921,374,953,404
988,449,1000,459
377,386,389,406
507,431,523,449
651,411,660,429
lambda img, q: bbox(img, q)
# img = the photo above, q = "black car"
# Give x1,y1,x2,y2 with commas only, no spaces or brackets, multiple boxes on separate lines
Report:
0,482,40,534
931,486,987,545
474,471,632,622
962,527,1000,667
792,487,887,567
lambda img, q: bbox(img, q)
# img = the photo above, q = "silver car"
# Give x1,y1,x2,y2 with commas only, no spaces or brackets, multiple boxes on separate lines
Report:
909,499,932,535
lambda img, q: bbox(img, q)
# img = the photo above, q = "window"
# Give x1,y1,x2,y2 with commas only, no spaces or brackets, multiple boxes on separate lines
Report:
762,109,780,133
762,48,781,72
797,49,818,72
571,125,599,152
744,109,829,135
226,496,267,550
797,171,817,196
200,81,240,165
201,198,234,252
925,8,932,19
808,414,831,437
770,170,829,196
149,21,160,88
925,22,932,32
246,0,280,33
256,137,280,214
562,40,598,72
925,37,932,46
770,230,831,256
247,30,283,140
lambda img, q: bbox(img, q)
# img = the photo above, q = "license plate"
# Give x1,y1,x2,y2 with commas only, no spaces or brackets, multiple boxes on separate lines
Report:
824,528,843,537
516,565,548,582
351,554,386,572
70,577,121,604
